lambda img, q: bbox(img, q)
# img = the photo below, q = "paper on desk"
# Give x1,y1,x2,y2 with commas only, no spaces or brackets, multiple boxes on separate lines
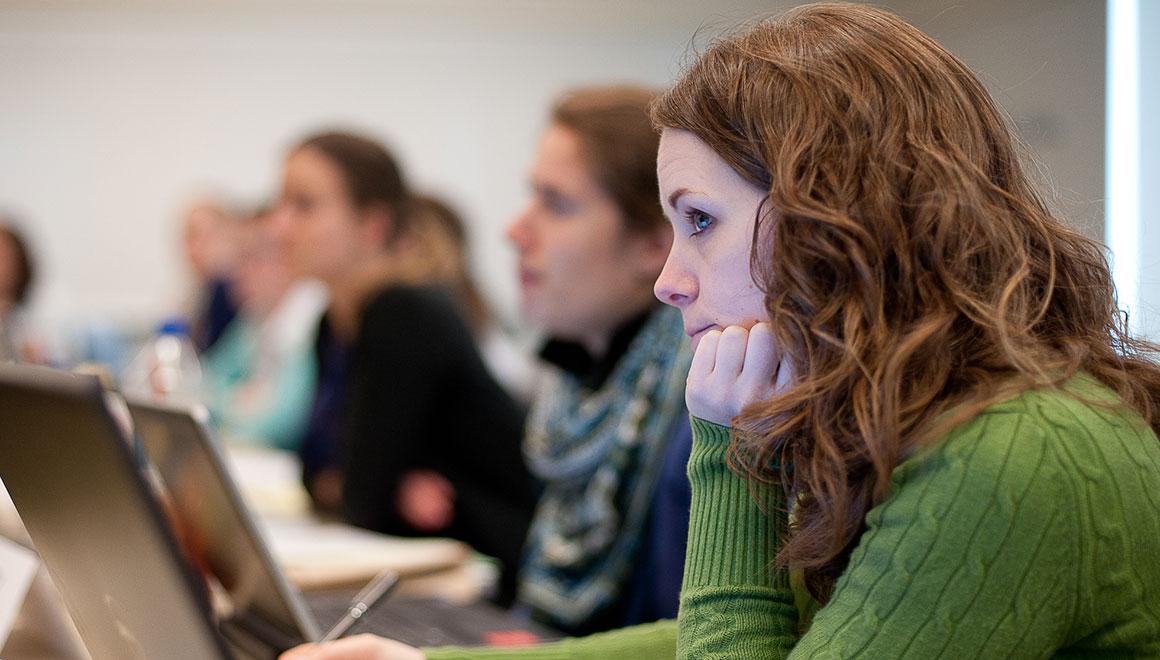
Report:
0,536,39,648
221,445,312,518
259,518,471,591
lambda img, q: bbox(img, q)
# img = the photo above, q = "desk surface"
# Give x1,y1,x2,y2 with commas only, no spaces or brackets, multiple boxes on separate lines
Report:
225,444,490,599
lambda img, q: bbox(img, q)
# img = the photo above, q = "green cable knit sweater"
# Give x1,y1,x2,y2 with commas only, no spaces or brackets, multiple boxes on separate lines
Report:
426,377,1160,658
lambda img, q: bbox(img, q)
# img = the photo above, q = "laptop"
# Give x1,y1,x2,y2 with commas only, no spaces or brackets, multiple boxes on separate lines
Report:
0,364,559,658
126,398,326,650
124,398,559,650
0,363,238,659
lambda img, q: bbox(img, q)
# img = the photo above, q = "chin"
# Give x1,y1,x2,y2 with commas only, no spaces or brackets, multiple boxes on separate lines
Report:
535,314,580,340
518,298,540,320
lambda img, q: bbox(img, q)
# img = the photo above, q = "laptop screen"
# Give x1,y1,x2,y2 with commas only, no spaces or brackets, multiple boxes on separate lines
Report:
128,400,321,646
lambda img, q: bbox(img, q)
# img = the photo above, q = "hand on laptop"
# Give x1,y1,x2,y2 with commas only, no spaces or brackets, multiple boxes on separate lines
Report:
280,634,424,660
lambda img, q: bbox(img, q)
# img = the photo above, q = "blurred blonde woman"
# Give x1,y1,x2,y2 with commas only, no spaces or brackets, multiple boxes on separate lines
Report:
339,194,537,402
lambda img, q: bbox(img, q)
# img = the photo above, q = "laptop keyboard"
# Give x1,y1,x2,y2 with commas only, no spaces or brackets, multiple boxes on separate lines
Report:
306,593,560,648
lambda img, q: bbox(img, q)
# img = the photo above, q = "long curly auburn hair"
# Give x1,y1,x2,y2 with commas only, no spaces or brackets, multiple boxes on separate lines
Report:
652,2,1160,601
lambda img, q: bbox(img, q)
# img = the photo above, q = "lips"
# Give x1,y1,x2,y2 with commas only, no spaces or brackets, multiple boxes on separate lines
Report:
686,324,713,339
687,324,716,351
518,266,540,289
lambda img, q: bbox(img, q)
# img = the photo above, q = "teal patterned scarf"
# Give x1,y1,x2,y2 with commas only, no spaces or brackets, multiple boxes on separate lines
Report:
519,305,691,630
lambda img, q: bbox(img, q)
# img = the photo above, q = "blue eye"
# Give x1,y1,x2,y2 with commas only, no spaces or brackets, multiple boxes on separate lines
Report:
685,210,715,236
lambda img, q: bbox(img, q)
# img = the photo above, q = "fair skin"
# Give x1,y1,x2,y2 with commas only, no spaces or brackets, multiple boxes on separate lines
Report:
276,130,791,660
182,203,241,281
270,147,390,295
507,122,671,358
654,128,791,424
281,634,421,660
395,469,455,531
230,215,295,319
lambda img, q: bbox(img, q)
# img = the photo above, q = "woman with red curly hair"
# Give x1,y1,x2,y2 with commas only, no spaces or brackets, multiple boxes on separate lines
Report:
284,3,1160,658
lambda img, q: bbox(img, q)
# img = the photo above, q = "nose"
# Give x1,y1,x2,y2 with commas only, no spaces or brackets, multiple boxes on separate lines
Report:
654,249,695,308
505,204,534,252
267,203,293,242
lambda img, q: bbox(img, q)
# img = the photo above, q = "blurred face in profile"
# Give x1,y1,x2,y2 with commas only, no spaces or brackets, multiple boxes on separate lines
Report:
507,123,670,354
230,216,293,317
653,128,769,350
181,205,238,280
274,147,374,287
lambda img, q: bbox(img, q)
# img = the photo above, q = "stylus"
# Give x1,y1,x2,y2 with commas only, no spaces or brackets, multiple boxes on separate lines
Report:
320,568,401,642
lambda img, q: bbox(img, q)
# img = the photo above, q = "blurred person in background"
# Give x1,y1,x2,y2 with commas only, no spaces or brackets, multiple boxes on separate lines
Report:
0,218,88,659
272,130,534,603
181,198,242,353
0,220,38,363
281,83,695,660
354,193,490,331
201,205,327,451
505,85,693,635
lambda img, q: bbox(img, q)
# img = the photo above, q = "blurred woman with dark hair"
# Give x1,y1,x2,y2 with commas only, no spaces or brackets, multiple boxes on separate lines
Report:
272,131,534,603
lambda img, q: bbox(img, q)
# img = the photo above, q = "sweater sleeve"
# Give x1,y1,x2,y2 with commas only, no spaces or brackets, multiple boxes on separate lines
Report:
676,417,799,659
417,416,791,660
787,406,1081,658
422,620,676,659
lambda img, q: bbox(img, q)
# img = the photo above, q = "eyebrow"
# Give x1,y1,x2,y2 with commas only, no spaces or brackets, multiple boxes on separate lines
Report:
667,187,691,210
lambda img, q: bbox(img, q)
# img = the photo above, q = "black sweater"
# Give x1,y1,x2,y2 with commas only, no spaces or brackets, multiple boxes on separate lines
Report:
340,285,534,602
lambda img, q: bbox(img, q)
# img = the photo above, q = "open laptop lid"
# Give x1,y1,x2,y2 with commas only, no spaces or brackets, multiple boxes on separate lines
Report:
0,363,234,660
126,398,322,645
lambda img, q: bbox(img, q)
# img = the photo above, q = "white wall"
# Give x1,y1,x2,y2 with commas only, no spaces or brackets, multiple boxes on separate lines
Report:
0,0,1108,347
1131,0,1160,339
0,0,781,336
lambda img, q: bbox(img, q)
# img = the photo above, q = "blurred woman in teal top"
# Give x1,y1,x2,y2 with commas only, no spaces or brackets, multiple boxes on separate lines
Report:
202,207,326,450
